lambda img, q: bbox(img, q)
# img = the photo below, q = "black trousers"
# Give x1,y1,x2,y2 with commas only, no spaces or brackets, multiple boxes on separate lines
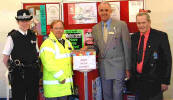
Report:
137,91,163,100
11,67,39,100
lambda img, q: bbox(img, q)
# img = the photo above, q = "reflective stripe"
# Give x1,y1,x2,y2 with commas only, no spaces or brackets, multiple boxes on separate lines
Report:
40,39,72,59
53,41,60,56
39,47,55,56
55,53,72,59
54,70,64,78
43,77,73,85
66,40,71,48
51,39,72,59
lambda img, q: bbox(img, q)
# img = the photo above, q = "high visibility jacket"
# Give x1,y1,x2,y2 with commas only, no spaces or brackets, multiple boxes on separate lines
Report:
39,32,74,98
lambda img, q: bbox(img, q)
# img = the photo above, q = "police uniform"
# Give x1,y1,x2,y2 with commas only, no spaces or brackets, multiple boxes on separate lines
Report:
2,9,40,100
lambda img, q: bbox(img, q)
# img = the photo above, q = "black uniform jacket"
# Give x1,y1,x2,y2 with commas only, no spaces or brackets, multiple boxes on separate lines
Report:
130,28,172,96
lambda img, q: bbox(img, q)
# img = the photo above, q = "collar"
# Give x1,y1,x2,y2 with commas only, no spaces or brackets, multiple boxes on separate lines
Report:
101,18,112,29
49,32,58,42
49,32,66,41
18,28,27,35
140,28,150,38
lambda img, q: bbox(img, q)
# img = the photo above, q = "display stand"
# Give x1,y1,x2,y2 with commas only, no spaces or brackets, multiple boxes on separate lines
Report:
84,72,88,100
73,69,101,100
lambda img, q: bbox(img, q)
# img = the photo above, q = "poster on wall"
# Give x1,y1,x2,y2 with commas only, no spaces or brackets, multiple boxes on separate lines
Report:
67,3,97,24
109,2,120,20
104,0,127,1
129,1,143,22
63,0,101,2
92,77,102,100
40,5,47,35
64,30,84,50
46,4,60,25
83,29,94,49
25,5,42,35
25,5,46,35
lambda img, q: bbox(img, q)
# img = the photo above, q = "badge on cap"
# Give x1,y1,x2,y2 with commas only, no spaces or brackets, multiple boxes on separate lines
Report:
23,13,26,17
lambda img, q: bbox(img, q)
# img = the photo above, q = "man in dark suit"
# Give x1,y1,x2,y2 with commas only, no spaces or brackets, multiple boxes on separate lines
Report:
131,12,172,100
91,2,131,100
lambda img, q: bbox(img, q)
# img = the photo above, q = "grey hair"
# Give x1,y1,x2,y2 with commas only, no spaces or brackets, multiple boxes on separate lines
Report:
136,12,151,22
98,1,112,9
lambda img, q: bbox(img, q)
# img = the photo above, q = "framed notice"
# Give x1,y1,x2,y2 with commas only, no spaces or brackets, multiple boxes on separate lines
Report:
129,1,144,22
109,2,120,20
46,4,60,25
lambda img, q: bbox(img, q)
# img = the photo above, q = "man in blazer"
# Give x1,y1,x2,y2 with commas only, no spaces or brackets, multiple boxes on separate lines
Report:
91,2,131,100
131,12,172,100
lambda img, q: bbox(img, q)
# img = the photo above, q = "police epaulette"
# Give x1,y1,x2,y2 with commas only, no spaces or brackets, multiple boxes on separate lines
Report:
7,29,17,36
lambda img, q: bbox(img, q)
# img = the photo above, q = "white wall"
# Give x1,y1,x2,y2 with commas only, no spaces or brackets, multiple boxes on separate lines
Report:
0,0,173,99
0,0,21,98
145,0,173,100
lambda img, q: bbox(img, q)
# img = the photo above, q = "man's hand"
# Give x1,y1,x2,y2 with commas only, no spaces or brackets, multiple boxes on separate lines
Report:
60,79,66,84
80,46,88,50
161,84,168,92
125,70,130,80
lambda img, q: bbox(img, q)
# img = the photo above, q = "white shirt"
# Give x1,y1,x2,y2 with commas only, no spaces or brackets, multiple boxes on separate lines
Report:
2,29,39,56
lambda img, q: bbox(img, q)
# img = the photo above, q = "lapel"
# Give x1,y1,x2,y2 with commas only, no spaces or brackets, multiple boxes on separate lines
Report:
97,22,106,57
143,29,154,67
104,19,118,55
135,32,140,51
133,32,140,65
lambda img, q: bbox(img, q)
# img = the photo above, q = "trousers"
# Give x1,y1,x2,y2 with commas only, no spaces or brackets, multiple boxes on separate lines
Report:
101,78,124,100
11,66,39,100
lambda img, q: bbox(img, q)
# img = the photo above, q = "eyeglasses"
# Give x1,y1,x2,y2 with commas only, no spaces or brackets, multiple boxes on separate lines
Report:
53,27,64,30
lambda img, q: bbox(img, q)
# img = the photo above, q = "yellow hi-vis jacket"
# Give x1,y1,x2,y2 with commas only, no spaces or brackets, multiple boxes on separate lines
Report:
39,32,74,98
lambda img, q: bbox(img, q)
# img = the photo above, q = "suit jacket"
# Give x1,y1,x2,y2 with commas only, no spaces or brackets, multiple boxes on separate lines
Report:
92,19,131,80
131,28,172,97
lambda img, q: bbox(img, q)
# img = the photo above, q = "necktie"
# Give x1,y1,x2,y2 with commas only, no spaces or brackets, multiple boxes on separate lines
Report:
137,35,145,63
24,32,27,36
24,31,27,36
103,23,108,42
58,39,65,47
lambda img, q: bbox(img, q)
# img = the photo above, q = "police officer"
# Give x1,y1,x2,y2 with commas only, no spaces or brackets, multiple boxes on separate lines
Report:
2,9,40,100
